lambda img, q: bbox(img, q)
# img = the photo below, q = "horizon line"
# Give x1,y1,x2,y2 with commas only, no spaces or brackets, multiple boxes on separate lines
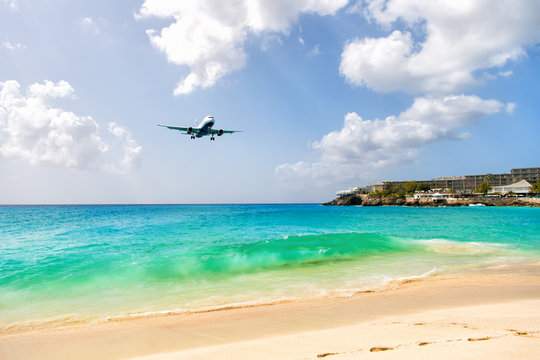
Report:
0,202,322,206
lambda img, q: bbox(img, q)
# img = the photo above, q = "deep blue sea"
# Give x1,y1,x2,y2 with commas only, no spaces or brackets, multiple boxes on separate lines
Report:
1,204,539,330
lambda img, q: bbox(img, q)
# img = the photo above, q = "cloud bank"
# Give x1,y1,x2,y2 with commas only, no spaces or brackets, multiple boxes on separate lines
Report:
0,41,24,50
0,80,141,173
137,0,348,95
276,95,504,185
340,0,540,94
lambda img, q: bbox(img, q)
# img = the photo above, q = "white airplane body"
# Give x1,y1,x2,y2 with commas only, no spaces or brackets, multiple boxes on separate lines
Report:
158,116,241,141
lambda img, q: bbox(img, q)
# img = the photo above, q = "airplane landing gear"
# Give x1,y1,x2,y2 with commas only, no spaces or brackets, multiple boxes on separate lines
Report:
191,135,195,139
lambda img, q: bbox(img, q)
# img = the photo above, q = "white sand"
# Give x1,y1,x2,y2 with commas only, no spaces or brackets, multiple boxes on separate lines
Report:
1,273,539,360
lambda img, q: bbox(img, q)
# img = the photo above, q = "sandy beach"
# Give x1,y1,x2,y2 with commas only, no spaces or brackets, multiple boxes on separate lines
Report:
1,268,539,360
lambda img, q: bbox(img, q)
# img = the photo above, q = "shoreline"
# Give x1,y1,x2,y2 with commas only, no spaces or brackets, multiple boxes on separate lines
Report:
323,194,540,207
0,272,439,335
2,268,539,359
0,262,524,335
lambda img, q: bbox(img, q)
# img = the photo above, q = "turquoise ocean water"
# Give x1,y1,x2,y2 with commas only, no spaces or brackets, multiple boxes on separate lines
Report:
1,204,539,330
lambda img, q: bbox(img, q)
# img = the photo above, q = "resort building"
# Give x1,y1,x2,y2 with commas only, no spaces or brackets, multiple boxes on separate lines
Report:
381,167,539,193
337,167,539,197
413,191,457,201
369,182,385,192
489,180,532,196
336,186,372,197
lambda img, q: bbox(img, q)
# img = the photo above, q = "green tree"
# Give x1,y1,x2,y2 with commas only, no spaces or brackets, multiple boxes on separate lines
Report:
476,180,492,195
388,192,406,199
531,180,540,194
417,183,431,192
402,181,418,195
384,182,396,193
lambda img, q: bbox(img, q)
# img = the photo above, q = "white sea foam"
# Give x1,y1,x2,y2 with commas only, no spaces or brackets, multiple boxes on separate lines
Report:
101,271,445,322
99,298,294,323
414,238,510,255
396,266,439,281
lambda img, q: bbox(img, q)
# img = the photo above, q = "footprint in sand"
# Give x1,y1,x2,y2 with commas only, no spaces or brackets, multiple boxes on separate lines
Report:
467,337,492,342
317,353,339,358
506,329,539,337
370,347,394,352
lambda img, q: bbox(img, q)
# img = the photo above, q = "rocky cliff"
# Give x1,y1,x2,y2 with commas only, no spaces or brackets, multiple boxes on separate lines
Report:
323,194,539,207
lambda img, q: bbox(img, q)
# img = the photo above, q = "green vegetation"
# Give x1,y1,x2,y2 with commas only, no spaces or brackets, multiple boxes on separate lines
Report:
369,181,432,199
401,181,417,195
369,189,406,199
476,179,492,195
531,180,540,194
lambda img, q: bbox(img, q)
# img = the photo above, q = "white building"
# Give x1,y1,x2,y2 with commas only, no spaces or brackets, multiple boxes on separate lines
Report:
336,186,372,197
489,180,531,196
413,191,457,201
336,188,356,197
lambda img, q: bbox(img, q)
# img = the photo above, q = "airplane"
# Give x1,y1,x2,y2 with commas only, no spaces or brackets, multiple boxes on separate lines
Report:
158,116,242,141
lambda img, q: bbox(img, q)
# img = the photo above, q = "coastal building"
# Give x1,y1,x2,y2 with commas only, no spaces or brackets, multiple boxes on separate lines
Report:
336,188,357,197
336,186,371,197
338,167,538,198
511,167,540,183
413,191,457,201
337,184,386,197
381,167,539,193
369,182,385,192
489,180,532,196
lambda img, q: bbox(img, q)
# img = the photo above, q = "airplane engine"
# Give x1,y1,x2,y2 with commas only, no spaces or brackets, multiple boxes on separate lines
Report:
187,127,193,134
217,129,224,136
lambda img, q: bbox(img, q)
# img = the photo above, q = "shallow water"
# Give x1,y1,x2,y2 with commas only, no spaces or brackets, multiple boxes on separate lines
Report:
1,204,539,329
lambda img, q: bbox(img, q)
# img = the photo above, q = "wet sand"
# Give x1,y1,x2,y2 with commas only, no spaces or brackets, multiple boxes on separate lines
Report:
1,270,539,359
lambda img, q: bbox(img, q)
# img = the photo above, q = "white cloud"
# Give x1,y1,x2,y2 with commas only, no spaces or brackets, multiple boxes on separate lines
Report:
136,0,348,95
2,0,17,10
101,123,142,174
80,17,98,34
0,80,142,173
260,34,283,52
79,17,107,35
340,0,540,94
308,44,321,56
82,17,94,25
0,41,24,50
276,95,503,185
28,80,74,98
505,102,516,115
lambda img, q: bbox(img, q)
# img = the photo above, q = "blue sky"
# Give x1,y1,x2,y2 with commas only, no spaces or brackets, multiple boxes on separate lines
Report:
0,0,539,204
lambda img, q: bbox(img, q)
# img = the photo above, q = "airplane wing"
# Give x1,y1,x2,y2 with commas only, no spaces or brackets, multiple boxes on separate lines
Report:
209,129,243,135
157,124,201,134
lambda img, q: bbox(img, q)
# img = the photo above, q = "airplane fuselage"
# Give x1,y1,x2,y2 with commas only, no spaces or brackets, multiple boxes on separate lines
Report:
194,116,215,138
